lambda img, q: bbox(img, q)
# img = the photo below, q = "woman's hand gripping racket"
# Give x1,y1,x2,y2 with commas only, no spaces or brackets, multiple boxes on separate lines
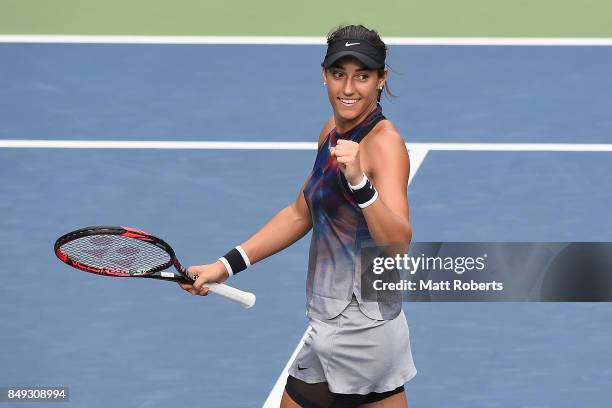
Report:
54,226,256,308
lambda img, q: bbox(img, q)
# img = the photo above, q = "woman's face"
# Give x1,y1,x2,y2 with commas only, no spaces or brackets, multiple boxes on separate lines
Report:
322,57,386,124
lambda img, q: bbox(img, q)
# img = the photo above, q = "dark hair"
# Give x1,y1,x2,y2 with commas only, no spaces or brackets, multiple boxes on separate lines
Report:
326,24,395,102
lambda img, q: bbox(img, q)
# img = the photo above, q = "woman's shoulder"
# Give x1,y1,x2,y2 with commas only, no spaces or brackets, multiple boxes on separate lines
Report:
361,119,409,180
364,118,406,151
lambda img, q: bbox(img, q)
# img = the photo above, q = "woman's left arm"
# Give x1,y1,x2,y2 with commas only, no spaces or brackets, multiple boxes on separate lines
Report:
333,125,412,246
360,128,412,246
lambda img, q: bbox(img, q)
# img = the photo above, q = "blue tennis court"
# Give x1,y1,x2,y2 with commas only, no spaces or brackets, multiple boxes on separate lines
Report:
1,42,611,407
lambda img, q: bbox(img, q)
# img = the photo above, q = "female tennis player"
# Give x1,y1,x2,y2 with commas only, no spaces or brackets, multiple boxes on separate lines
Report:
179,24,417,407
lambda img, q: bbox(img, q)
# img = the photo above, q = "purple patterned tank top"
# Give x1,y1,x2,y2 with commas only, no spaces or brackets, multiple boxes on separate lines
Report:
303,104,401,320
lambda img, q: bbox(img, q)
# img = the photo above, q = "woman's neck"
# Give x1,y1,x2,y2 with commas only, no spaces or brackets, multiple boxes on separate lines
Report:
333,101,378,135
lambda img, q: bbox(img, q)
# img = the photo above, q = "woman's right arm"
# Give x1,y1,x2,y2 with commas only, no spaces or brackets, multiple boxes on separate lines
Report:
181,117,334,295
240,115,334,264
179,183,311,295
239,182,312,265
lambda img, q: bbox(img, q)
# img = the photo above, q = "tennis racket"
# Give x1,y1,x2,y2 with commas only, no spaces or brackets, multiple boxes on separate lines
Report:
54,226,256,308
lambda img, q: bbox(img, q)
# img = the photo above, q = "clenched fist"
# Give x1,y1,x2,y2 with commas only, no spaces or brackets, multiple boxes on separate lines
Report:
330,139,364,186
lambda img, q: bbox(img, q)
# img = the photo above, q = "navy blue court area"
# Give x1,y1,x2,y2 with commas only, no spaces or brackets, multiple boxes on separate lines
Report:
1,43,611,407
1,44,612,143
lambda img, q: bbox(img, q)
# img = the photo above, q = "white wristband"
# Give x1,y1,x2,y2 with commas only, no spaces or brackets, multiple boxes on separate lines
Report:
358,189,379,208
236,245,251,267
348,173,379,209
218,257,234,276
218,245,251,277
348,173,368,190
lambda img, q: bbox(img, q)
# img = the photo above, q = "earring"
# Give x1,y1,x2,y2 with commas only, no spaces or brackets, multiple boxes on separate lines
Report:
324,82,327,86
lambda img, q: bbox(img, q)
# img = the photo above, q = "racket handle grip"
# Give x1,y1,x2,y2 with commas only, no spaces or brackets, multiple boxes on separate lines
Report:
204,283,256,308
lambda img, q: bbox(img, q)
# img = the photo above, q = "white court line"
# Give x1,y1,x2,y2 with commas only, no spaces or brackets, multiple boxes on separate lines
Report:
409,142,612,152
0,140,317,150
2,136,606,405
1,35,612,46
1,140,612,152
261,146,429,408
408,147,428,184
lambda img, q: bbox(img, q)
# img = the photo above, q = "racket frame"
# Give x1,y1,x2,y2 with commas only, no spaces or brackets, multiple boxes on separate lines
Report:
54,225,191,283
54,225,257,308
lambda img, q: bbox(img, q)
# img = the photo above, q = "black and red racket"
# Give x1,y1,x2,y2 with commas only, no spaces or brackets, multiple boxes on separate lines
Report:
54,226,256,308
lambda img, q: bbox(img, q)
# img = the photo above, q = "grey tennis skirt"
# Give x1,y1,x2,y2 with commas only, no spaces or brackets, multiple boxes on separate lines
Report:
288,296,417,395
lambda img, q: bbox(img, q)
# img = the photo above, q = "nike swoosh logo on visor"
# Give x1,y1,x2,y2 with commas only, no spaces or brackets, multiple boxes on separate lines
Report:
345,42,360,47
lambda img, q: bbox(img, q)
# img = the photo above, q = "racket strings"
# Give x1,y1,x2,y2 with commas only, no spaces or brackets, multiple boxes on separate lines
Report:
59,234,171,275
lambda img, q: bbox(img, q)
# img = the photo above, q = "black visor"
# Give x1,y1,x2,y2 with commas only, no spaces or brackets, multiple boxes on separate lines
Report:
321,38,385,70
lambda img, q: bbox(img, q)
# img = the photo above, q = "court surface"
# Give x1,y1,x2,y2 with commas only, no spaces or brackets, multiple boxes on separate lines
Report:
1,5,612,407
